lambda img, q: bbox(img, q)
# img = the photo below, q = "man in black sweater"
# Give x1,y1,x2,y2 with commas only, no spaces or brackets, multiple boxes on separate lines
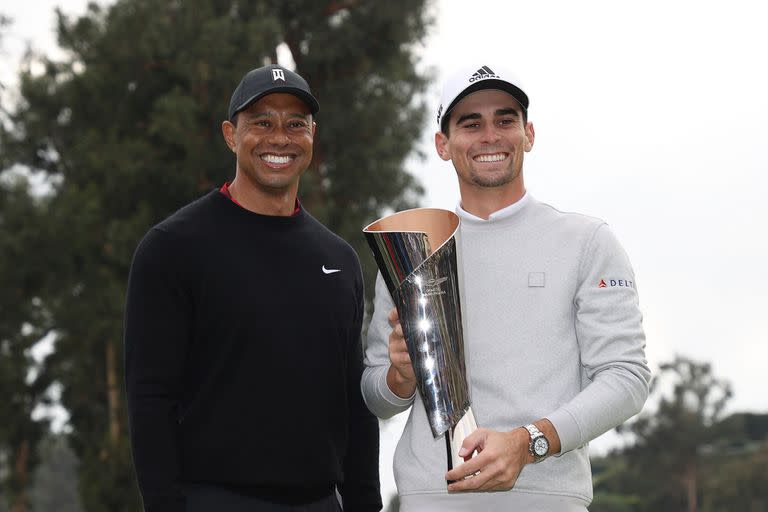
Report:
124,64,381,512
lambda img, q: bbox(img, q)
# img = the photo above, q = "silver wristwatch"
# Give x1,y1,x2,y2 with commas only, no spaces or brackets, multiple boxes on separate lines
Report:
523,423,550,462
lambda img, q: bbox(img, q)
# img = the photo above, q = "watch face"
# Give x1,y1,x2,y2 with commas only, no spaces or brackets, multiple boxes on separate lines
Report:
533,436,549,457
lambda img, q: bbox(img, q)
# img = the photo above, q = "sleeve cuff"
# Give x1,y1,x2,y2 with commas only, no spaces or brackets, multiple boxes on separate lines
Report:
361,365,414,418
377,366,416,407
546,407,583,455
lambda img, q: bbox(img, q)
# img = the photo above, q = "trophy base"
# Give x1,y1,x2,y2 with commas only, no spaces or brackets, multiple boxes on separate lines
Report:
445,407,478,481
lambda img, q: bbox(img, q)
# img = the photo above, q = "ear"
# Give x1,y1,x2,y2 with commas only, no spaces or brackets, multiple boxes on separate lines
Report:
434,131,452,161
222,120,236,152
524,122,535,152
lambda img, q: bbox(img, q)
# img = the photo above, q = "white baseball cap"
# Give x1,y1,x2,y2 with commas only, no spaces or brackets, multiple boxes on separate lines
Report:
437,64,529,131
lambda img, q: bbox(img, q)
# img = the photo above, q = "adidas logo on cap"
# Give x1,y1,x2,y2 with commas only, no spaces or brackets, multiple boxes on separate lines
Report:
468,66,500,83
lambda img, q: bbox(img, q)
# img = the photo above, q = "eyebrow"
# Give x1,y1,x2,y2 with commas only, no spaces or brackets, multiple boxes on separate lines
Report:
455,108,520,126
245,111,310,120
455,112,481,125
496,108,521,118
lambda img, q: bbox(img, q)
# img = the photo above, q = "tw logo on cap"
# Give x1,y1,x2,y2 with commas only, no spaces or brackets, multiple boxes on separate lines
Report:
272,69,286,81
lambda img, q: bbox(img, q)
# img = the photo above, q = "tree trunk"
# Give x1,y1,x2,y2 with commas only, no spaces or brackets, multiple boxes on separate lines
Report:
684,461,698,512
10,439,29,512
106,339,121,445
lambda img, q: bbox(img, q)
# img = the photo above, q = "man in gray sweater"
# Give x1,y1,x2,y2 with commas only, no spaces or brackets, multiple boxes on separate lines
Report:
361,63,651,511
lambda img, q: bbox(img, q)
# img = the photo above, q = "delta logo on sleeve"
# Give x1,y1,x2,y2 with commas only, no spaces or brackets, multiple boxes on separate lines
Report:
598,278,635,289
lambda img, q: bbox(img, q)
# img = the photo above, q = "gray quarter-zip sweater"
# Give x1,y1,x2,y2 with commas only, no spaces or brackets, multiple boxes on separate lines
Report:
361,193,650,511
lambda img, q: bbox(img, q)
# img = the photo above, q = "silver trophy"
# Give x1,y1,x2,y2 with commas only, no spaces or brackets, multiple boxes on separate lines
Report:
364,208,477,475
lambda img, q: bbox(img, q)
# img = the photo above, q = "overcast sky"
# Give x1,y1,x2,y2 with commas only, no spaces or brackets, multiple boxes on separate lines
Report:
3,0,767,505
418,0,768,413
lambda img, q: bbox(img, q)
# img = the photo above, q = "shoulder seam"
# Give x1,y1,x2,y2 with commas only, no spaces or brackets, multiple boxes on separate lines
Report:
537,201,604,224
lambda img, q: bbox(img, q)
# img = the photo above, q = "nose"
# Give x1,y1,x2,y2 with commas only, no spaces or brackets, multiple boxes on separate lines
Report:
480,123,501,143
268,125,291,146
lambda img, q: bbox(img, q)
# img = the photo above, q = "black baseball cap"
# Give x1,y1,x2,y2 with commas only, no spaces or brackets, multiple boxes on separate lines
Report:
228,64,320,120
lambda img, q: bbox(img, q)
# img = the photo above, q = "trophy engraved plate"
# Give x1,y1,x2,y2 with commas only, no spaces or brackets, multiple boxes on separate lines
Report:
364,208,477,472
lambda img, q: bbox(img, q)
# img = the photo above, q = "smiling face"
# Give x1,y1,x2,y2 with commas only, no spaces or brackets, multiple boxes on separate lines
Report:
435,89,534,210
222,93,315,200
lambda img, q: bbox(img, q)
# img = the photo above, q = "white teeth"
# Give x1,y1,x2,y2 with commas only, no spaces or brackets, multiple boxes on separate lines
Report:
262,154,292,164
474,153,506,162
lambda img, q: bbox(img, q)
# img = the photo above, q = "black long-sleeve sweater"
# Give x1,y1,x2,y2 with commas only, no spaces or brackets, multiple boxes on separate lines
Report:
124,190,381,511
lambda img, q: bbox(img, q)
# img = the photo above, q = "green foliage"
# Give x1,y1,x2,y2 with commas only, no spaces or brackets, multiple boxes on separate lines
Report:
0,175,57,511
590,456,642,512
594,436,768,512
282,0,431,295
616,356,732,508
1,0,432,509
1,433,84,512
716,412,768,443
700,445,768,511
590,492,641,512
590,356,768,512
28,434,84,512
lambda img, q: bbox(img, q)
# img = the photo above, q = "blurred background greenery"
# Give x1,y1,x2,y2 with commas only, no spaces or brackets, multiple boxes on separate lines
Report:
0,2,766,511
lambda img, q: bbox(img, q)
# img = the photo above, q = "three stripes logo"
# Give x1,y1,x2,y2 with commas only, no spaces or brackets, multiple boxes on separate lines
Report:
469,65,499,83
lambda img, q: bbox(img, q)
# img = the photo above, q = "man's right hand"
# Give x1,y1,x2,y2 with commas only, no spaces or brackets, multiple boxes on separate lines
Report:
385,308,417,398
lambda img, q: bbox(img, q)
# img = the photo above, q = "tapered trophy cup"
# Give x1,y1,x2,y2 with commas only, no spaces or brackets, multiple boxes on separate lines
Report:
364,208,477,475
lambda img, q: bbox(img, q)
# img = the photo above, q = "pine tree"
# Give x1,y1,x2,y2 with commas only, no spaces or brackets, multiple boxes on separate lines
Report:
0,176,56,512
2,18,60,509
2,1,432,509
616,356,733,512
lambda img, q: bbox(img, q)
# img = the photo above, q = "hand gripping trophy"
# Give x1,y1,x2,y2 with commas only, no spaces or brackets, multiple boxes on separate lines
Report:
364,208,477,477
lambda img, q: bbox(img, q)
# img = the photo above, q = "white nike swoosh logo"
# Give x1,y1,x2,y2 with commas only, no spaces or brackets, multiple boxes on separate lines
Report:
322,265,341,274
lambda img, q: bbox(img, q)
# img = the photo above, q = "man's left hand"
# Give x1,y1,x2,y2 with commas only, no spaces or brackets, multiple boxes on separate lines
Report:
445,427,531,492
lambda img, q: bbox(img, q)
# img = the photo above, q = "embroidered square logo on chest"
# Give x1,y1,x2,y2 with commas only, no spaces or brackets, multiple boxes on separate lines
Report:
528,272,546,287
